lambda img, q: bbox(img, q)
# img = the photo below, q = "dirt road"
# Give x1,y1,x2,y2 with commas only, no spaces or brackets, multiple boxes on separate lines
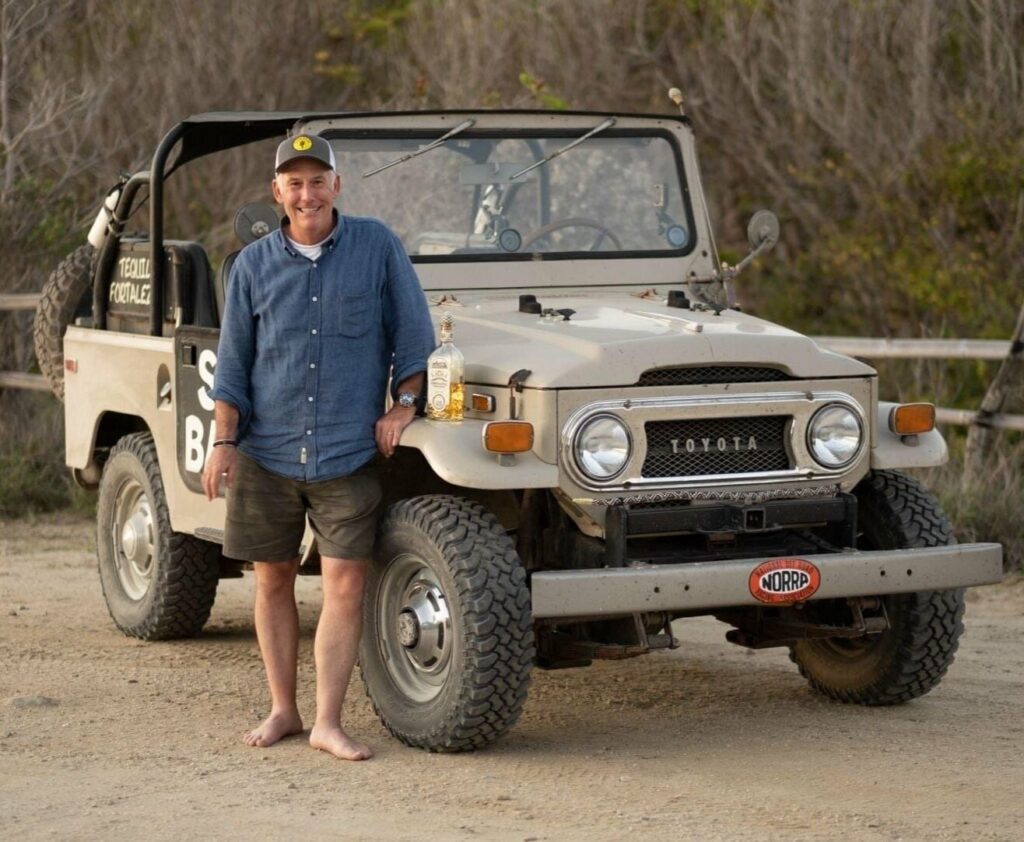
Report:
1,515,1022,841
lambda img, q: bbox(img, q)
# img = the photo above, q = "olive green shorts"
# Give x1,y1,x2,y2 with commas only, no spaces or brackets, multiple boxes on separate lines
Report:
224,451,383,563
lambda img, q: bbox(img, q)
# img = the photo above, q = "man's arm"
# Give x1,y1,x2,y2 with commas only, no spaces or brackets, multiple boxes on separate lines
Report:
375,372,424,458
376,230,436,458
381,231,436,394
208,257,256,435
201,400,242,500
202,257,255,500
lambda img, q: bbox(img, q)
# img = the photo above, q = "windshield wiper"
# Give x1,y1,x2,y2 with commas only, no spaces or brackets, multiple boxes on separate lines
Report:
509,117,617,180
362,118,477,178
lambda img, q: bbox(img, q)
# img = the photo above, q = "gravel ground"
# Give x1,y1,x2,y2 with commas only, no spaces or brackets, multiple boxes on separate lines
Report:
1,514,1022,841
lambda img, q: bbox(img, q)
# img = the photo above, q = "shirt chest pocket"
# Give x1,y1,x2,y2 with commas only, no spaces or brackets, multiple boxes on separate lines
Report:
326,291,379,337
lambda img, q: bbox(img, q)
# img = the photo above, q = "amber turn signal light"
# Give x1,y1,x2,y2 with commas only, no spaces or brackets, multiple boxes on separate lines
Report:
483,421,534,453
471,393,496,412
889,403,935,435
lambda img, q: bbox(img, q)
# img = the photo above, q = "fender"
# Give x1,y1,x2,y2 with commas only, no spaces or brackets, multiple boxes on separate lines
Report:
398,416,558,489
870,401,948,470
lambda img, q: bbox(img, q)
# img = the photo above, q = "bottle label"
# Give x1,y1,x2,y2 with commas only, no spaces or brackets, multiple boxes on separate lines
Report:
428,359,451,412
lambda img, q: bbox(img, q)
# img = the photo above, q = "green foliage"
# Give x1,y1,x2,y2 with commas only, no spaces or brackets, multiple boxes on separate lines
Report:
751,127,1024,365
0,394,85,518
920,434,1024,573
331,0,412,45
315,0,412,93
518,72,569,111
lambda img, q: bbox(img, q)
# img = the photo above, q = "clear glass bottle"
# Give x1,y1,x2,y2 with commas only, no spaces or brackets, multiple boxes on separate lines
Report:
426,312,465,421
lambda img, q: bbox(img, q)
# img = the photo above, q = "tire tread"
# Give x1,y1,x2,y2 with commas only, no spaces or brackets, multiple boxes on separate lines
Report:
33,244,95,401
363,494,534,752
790,470,965,705
99,433,219,640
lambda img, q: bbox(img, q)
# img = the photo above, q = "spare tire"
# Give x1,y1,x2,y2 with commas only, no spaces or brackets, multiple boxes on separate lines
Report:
33,244,95,400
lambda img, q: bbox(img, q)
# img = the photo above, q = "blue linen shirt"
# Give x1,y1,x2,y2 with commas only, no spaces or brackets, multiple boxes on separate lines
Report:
209,213,436,481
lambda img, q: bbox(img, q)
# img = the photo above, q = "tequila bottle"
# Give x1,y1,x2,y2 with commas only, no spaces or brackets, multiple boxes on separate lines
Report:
426,312,465,421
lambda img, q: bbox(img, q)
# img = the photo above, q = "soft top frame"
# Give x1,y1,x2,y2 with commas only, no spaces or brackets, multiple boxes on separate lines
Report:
106,109,689,336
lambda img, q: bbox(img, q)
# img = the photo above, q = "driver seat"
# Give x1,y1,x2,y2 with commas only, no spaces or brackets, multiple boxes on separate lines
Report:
215,251,239,324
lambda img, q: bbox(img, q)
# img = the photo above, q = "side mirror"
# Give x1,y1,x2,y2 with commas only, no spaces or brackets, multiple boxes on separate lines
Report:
233,202,279,245
746,209,780,251
687,209,780,315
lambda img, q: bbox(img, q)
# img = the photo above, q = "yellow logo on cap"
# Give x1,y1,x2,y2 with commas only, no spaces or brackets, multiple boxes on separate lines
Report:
293,136,313,151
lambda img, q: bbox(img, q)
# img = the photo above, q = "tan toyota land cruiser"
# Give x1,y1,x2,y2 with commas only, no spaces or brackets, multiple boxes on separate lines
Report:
35,104,1003,753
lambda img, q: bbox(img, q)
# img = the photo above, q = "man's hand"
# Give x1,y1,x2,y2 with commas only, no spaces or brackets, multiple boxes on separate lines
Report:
202,445,238,501
375,404,417,458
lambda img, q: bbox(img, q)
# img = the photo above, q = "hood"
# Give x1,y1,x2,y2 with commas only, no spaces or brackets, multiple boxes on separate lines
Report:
431,292,874,388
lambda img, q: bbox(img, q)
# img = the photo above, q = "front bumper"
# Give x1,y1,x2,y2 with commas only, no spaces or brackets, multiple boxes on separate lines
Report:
530,542,1003,620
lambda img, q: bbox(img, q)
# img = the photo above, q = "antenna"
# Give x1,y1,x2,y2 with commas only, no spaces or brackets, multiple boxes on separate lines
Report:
668,87,686,117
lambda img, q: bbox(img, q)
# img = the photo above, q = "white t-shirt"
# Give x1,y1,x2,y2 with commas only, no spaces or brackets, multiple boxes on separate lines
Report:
286,232,331,261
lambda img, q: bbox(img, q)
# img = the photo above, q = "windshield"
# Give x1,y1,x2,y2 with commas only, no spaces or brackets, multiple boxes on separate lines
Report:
326,132,692,261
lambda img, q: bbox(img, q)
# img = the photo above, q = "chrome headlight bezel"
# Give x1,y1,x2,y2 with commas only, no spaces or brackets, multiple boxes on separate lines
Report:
573,413,632,480
806,402,864,469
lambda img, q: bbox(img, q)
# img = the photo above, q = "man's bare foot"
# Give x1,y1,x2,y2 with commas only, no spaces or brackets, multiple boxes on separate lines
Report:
309,724,373,761
242,710,304,748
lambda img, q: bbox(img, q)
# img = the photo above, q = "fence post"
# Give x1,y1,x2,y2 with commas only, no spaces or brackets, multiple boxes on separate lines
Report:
964,297,1024,485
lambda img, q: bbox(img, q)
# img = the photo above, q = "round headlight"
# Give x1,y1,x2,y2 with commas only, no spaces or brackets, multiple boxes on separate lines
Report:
575,415,631,480
807,404,863,468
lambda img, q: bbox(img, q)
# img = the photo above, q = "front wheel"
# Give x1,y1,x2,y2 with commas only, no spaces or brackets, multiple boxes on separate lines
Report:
359,495,534,752
97,432,220,639
790,470,965,705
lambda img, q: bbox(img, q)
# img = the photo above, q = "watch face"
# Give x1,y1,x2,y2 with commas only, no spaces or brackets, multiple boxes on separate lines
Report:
398,392,416,407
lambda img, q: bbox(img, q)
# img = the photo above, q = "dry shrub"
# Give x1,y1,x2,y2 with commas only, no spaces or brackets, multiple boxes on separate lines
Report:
0,391,93,518
918,434,1024,572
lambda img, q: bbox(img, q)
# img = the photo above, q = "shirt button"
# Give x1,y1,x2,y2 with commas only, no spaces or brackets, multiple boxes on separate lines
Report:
312,296,318,302
311,329,317,335
306,430,312,435
307,396,314,402
310,363,316,369
313,263,318,268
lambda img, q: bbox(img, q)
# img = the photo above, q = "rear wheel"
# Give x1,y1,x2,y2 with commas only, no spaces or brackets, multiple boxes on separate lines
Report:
359,495,534,752
97,432,219,639
33,243,95,400
790,470,965,705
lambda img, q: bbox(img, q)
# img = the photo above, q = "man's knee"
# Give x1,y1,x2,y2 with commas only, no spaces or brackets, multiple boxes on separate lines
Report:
321,559,367,606
254,559,300,598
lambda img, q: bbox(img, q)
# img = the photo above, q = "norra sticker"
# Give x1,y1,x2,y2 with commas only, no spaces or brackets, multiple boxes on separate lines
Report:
748,558,821,604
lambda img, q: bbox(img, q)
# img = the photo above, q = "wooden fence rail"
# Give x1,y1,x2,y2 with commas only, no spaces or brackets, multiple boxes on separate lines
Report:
0,294,47,390
812,336,1011,361
0,293,42,311
2,296,1022,430
813,336,1024,432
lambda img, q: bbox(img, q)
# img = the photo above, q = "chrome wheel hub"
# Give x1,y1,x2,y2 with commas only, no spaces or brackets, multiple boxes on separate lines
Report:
377,554,453,702
111,478,156,601
397,610,420,648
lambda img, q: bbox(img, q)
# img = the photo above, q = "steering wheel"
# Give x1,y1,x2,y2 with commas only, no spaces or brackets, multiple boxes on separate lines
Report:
520,217,623,252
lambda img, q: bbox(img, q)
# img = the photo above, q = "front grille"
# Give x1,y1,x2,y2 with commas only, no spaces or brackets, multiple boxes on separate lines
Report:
642,416,791,478
637,366,793,387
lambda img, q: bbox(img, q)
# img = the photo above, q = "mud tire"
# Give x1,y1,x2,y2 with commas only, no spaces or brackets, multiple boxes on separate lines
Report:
97,432,219,640
33,243,95,400
360,495,534,752
790,470,965,705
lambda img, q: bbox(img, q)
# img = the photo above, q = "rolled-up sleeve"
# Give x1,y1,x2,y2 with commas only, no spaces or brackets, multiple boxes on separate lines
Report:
383,232,436,394
209,258,255,432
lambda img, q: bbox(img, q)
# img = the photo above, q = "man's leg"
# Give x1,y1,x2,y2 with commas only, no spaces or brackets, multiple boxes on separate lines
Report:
243,558,304,747
309,557,372,760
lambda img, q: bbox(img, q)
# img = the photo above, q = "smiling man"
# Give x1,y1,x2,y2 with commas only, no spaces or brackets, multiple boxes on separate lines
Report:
202,133,435,760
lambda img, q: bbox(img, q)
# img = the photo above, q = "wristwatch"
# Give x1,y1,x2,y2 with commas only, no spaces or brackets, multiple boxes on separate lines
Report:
397,391,418,408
